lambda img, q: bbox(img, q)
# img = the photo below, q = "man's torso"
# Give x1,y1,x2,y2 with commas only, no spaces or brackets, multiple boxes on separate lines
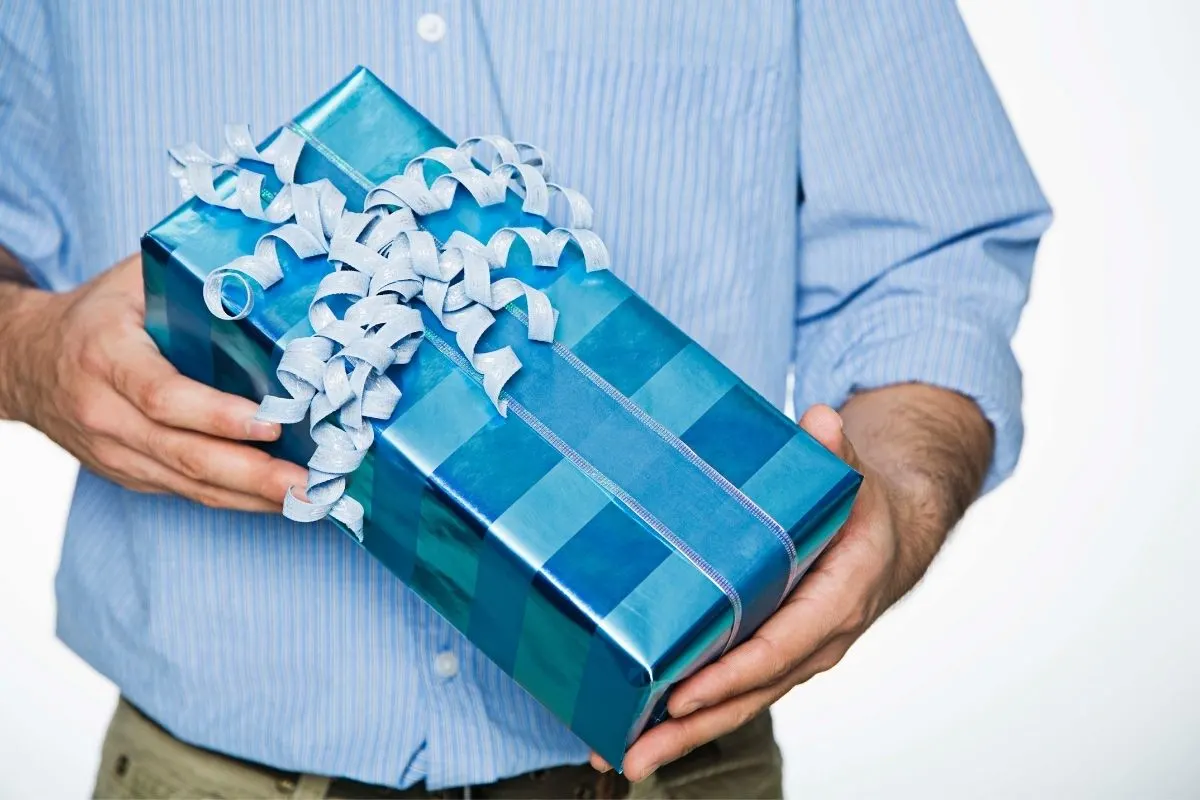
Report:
32,0,800,788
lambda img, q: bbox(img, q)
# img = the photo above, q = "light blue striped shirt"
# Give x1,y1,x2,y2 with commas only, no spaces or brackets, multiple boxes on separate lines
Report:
1,0,1050,789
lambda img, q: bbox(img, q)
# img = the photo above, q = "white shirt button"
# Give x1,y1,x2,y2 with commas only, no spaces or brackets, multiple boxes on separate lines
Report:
416,13,447,43
433,651,459,679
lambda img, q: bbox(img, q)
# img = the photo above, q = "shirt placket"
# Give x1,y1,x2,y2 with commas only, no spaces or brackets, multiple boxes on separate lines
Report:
398,2,513,789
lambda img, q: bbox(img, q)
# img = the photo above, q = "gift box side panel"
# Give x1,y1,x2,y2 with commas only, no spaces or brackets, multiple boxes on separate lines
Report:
363,337,737,766
141,224,273,403
142,209,316,467
357,469,662,768
357,424,661,768
596,548,737,747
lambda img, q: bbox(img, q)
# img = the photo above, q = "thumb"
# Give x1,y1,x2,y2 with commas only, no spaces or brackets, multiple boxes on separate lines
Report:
799,404,860,469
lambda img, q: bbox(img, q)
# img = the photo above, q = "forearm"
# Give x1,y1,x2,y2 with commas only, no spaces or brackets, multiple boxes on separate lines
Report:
0,246,51,422
840,382,994,602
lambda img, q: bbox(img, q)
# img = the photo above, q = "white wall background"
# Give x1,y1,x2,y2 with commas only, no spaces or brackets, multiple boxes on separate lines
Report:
3,1,1198,797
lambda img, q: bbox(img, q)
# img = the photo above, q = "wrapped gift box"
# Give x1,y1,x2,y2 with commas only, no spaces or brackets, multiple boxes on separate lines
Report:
142,67,861,768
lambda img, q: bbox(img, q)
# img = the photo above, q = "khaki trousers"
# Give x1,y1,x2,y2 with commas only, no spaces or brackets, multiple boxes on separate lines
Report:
93,699,783,799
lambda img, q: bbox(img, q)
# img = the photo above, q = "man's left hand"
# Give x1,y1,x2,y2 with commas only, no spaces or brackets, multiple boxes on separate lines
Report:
594,387,993,782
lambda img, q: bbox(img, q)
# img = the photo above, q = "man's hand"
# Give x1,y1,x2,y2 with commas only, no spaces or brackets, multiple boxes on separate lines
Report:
0,254,307,511
598,385,994,781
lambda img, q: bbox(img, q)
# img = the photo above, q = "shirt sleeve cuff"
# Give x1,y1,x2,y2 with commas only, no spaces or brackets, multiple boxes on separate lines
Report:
795,300,1023,494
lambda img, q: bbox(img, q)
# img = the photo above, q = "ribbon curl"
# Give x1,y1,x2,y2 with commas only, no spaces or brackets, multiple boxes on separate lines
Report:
172,125,609,538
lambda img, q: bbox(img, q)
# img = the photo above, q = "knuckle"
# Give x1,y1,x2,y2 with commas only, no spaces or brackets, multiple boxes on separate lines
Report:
210,406,242,438
191,488,226,509
813,649,844,675
239,451,273,488
673,714,703,746
123,462,158,490
844,597,883,633
139,382,172,419
768,654,792,682
843,601,872,634
747,637,790,681
73,397,108,433
77,341,108,375
263,467,295,502
143,426,170,458
89,441,120,470
807,643,848,679
173,447,209,482
742,636,773,665
732,705,760,731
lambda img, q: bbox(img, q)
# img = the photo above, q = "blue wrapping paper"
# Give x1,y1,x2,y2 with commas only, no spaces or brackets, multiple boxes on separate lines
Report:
142,67,861,768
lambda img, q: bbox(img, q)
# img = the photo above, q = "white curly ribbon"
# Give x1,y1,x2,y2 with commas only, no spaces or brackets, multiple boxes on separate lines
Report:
170,126,609,538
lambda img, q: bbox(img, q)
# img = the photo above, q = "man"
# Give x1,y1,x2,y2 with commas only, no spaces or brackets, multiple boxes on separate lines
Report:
0,1,1050,797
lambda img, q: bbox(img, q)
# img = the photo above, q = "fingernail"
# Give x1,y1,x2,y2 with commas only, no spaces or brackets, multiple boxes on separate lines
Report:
674,699,703,716
247,420,280,440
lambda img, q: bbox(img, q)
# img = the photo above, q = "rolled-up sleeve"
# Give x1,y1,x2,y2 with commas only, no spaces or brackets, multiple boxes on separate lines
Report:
1,0,77,290
793,1,1052,492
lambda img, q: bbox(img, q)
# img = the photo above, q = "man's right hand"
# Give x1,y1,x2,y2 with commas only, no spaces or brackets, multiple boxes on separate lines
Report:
0,254,308,512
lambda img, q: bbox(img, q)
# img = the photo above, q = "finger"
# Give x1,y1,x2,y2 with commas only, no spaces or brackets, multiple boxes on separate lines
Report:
631,635,859,781
91,439,283,513
589,753,611,773
624,691,779,783
77,443,162,495
101,394,306,503
109,337,281,442
799,404,859,468
667,591,844,717
785,633,856,687
139,424,308,504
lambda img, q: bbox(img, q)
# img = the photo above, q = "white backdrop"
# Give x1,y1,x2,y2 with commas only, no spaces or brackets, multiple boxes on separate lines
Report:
3,1,1198,797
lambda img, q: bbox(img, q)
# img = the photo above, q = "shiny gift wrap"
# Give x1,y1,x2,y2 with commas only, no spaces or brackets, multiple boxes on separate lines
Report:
142,67,861,767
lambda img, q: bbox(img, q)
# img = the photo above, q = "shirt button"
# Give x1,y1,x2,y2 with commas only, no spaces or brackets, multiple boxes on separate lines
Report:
434,651,459,679
416,12,447,43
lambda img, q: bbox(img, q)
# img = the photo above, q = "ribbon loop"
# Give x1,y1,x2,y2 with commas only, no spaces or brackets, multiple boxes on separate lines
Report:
457,135,522,170
174,124,609,537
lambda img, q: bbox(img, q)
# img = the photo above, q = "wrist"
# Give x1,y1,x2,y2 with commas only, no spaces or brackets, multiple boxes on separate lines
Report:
842,384,992,527
0,282,59,423
839,383,993,602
